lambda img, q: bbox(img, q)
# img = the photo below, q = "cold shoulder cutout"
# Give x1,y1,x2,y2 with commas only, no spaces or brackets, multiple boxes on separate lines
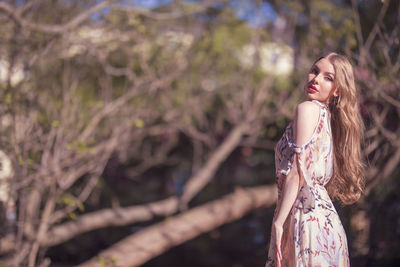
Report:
275,100,330,176
292,100,322,149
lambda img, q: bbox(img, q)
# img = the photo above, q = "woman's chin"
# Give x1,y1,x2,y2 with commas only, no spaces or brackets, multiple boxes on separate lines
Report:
305,95,317,101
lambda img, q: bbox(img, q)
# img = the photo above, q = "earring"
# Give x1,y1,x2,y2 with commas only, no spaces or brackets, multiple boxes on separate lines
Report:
334,96,340,107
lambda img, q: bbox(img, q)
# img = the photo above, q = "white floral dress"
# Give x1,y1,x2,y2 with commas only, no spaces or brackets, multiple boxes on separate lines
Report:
265,100,350,267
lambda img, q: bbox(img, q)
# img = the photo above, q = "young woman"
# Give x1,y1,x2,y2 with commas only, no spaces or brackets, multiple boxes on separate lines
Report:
265,52,365,267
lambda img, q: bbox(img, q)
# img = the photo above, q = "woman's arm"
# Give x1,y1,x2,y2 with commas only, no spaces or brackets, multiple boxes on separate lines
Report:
271,101,320,265
271,150,300,267
273,101,319,226
273,159,300,226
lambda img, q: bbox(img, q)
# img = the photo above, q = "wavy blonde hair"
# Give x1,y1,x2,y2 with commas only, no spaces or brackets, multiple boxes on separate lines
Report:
320,52,365,205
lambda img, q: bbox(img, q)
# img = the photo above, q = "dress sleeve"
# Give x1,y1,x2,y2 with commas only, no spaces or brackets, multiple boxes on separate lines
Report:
288,131,321,188
285,107,325,213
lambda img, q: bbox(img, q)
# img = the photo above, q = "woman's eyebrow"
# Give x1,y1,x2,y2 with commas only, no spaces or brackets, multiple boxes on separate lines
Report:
312,65,335,77
324,72,335,77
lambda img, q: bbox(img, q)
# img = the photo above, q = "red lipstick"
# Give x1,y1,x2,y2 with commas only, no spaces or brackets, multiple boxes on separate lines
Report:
307,84,318,93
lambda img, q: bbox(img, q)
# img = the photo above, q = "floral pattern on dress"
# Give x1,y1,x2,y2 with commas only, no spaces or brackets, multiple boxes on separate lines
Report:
265,100,350,267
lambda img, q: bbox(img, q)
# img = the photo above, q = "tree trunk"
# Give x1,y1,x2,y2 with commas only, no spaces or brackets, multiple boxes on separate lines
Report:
43,196,179,247
78,185,277,267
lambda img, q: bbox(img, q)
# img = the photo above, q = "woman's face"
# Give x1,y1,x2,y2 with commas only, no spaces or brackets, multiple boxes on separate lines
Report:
304,58,337,104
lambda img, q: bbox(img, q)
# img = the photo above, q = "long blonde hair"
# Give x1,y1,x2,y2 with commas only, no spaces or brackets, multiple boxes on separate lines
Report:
322,52,365,205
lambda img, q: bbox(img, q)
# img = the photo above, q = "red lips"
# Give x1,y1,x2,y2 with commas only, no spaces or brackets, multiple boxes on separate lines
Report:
308,84,318,93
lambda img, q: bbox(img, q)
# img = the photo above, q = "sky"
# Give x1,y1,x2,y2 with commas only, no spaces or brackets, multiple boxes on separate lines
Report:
90,0,278,28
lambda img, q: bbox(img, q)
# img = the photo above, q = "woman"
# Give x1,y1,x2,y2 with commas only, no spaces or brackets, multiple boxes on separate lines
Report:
265,52,365,267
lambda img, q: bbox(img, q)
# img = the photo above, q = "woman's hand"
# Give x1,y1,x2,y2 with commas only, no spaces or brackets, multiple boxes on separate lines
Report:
272,222,283,267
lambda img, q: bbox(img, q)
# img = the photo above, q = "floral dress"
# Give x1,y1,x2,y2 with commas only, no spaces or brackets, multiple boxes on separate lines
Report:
265,100,350,267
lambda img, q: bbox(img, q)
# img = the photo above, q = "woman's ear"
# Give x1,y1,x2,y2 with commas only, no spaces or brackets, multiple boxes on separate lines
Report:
333,88,339,97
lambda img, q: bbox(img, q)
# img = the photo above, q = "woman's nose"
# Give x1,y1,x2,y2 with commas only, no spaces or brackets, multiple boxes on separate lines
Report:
313,74,321,84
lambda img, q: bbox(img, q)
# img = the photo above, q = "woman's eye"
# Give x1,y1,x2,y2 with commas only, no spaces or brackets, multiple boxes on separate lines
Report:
325,76,333,81
311,68,318,74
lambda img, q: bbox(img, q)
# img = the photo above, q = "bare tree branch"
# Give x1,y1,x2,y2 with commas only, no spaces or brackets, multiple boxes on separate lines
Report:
44,196,179,247
0,1,110,34
77,185,277,267
365,143,400,195
179,122,250,208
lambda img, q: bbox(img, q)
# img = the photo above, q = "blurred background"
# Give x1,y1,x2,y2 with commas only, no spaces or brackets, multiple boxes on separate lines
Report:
0,0,399,266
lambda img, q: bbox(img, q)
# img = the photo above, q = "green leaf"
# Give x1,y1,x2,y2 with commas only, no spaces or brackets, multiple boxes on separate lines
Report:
77,201,85,212
97,258,107,266
5,93,12,105
18,155,24,166
52,120,60,127
67,212,77,220
134,119,144,128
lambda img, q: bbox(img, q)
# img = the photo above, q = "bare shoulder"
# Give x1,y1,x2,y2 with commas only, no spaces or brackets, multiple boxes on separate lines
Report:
296,100,320,115
295,101,320,122
293,101,320,146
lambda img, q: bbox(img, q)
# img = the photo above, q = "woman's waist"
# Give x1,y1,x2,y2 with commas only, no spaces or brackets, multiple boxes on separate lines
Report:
275,173,331,187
